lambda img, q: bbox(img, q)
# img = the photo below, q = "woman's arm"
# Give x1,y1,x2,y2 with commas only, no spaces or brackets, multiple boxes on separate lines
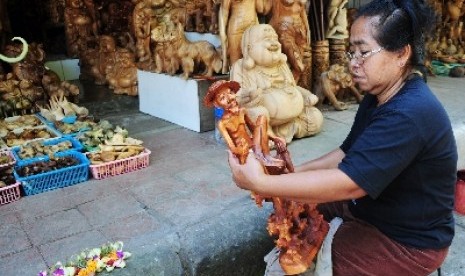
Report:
294,148,345,172
229,151,366,204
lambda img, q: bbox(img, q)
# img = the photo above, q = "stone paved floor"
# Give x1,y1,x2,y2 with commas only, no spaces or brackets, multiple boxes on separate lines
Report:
0,77,464,276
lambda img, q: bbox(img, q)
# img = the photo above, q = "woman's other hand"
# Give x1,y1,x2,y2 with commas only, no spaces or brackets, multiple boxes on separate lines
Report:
228,150,266,191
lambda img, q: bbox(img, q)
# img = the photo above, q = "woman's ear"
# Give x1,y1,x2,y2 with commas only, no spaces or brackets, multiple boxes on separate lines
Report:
398,44,412,67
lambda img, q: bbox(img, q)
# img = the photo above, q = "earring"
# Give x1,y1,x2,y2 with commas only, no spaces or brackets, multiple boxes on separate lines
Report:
399,62,405,67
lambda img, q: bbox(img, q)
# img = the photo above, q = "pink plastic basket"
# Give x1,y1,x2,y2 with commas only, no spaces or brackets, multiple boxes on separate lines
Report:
0,181,21,205
0,150,16,168
88,149,151,180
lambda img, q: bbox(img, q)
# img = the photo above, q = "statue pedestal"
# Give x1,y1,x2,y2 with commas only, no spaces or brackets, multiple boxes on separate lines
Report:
138,70,226,132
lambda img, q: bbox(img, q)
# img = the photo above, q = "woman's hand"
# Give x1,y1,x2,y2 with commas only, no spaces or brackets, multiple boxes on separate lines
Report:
228,150,267,192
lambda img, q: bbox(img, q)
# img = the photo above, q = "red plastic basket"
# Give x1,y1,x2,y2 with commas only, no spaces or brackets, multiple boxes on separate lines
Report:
455,170,465,215
0,181,21,205
88,149,151,180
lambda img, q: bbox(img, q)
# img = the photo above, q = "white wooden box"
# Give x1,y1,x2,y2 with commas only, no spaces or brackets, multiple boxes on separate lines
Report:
138,70,226,132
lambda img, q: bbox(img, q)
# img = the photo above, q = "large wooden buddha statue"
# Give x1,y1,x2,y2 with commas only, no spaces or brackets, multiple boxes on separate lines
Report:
230,24,323,143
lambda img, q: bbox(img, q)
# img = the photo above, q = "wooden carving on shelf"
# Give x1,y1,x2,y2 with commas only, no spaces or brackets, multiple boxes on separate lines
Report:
64,0,95,57
427,0,442,20
45,0,66,26
437,0,465,63
0,73,38,116
444,0,465,28
0,40,81,117
106,49,138,96
42,69,80,102
444,38,457,56
315,64,363,111
203,79,329,275
326,0,350,40
230,24,323,143
78,45,99,82
5,42,45,85
83,0,100,37
185,0,220,34
133,0,155,71
268,0,312,89
219,0,271,73
90,35,117,85
449,20,464,44
151,14,178,75
151,16,222,79
208,0,221,34
0,37,28,64
100,0,134,36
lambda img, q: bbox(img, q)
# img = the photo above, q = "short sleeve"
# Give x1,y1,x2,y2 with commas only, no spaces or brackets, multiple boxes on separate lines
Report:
338,110,423,199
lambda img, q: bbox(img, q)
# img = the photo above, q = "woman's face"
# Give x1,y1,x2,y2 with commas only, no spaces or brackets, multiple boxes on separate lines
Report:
348,16,403,95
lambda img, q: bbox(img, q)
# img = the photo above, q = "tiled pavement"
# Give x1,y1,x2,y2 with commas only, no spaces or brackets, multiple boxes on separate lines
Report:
0,77,464,275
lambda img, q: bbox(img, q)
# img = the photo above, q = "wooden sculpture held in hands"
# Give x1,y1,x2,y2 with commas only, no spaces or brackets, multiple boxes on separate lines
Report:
204,80,289,175
204,79,329,275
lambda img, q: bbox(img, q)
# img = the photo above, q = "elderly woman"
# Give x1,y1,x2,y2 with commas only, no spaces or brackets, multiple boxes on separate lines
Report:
228,0,458,275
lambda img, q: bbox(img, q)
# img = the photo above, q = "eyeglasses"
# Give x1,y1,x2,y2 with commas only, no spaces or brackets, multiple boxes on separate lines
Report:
346,47,383,65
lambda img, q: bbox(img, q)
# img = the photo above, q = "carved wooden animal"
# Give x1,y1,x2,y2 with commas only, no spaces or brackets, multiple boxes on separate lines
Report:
315,64,363,111
153,22,222,79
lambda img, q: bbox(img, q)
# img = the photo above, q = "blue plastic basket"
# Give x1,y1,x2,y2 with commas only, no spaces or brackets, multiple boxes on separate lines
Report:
34,113,54,126
11,136,84,166
53,120,93,137
13,151,90,196
3,125,62,148
35,113,93,137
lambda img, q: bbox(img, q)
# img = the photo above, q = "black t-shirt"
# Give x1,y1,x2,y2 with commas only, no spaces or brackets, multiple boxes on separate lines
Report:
338,75,458,249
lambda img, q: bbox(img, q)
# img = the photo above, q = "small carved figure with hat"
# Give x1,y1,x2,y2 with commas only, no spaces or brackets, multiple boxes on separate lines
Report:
204,79,293,175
